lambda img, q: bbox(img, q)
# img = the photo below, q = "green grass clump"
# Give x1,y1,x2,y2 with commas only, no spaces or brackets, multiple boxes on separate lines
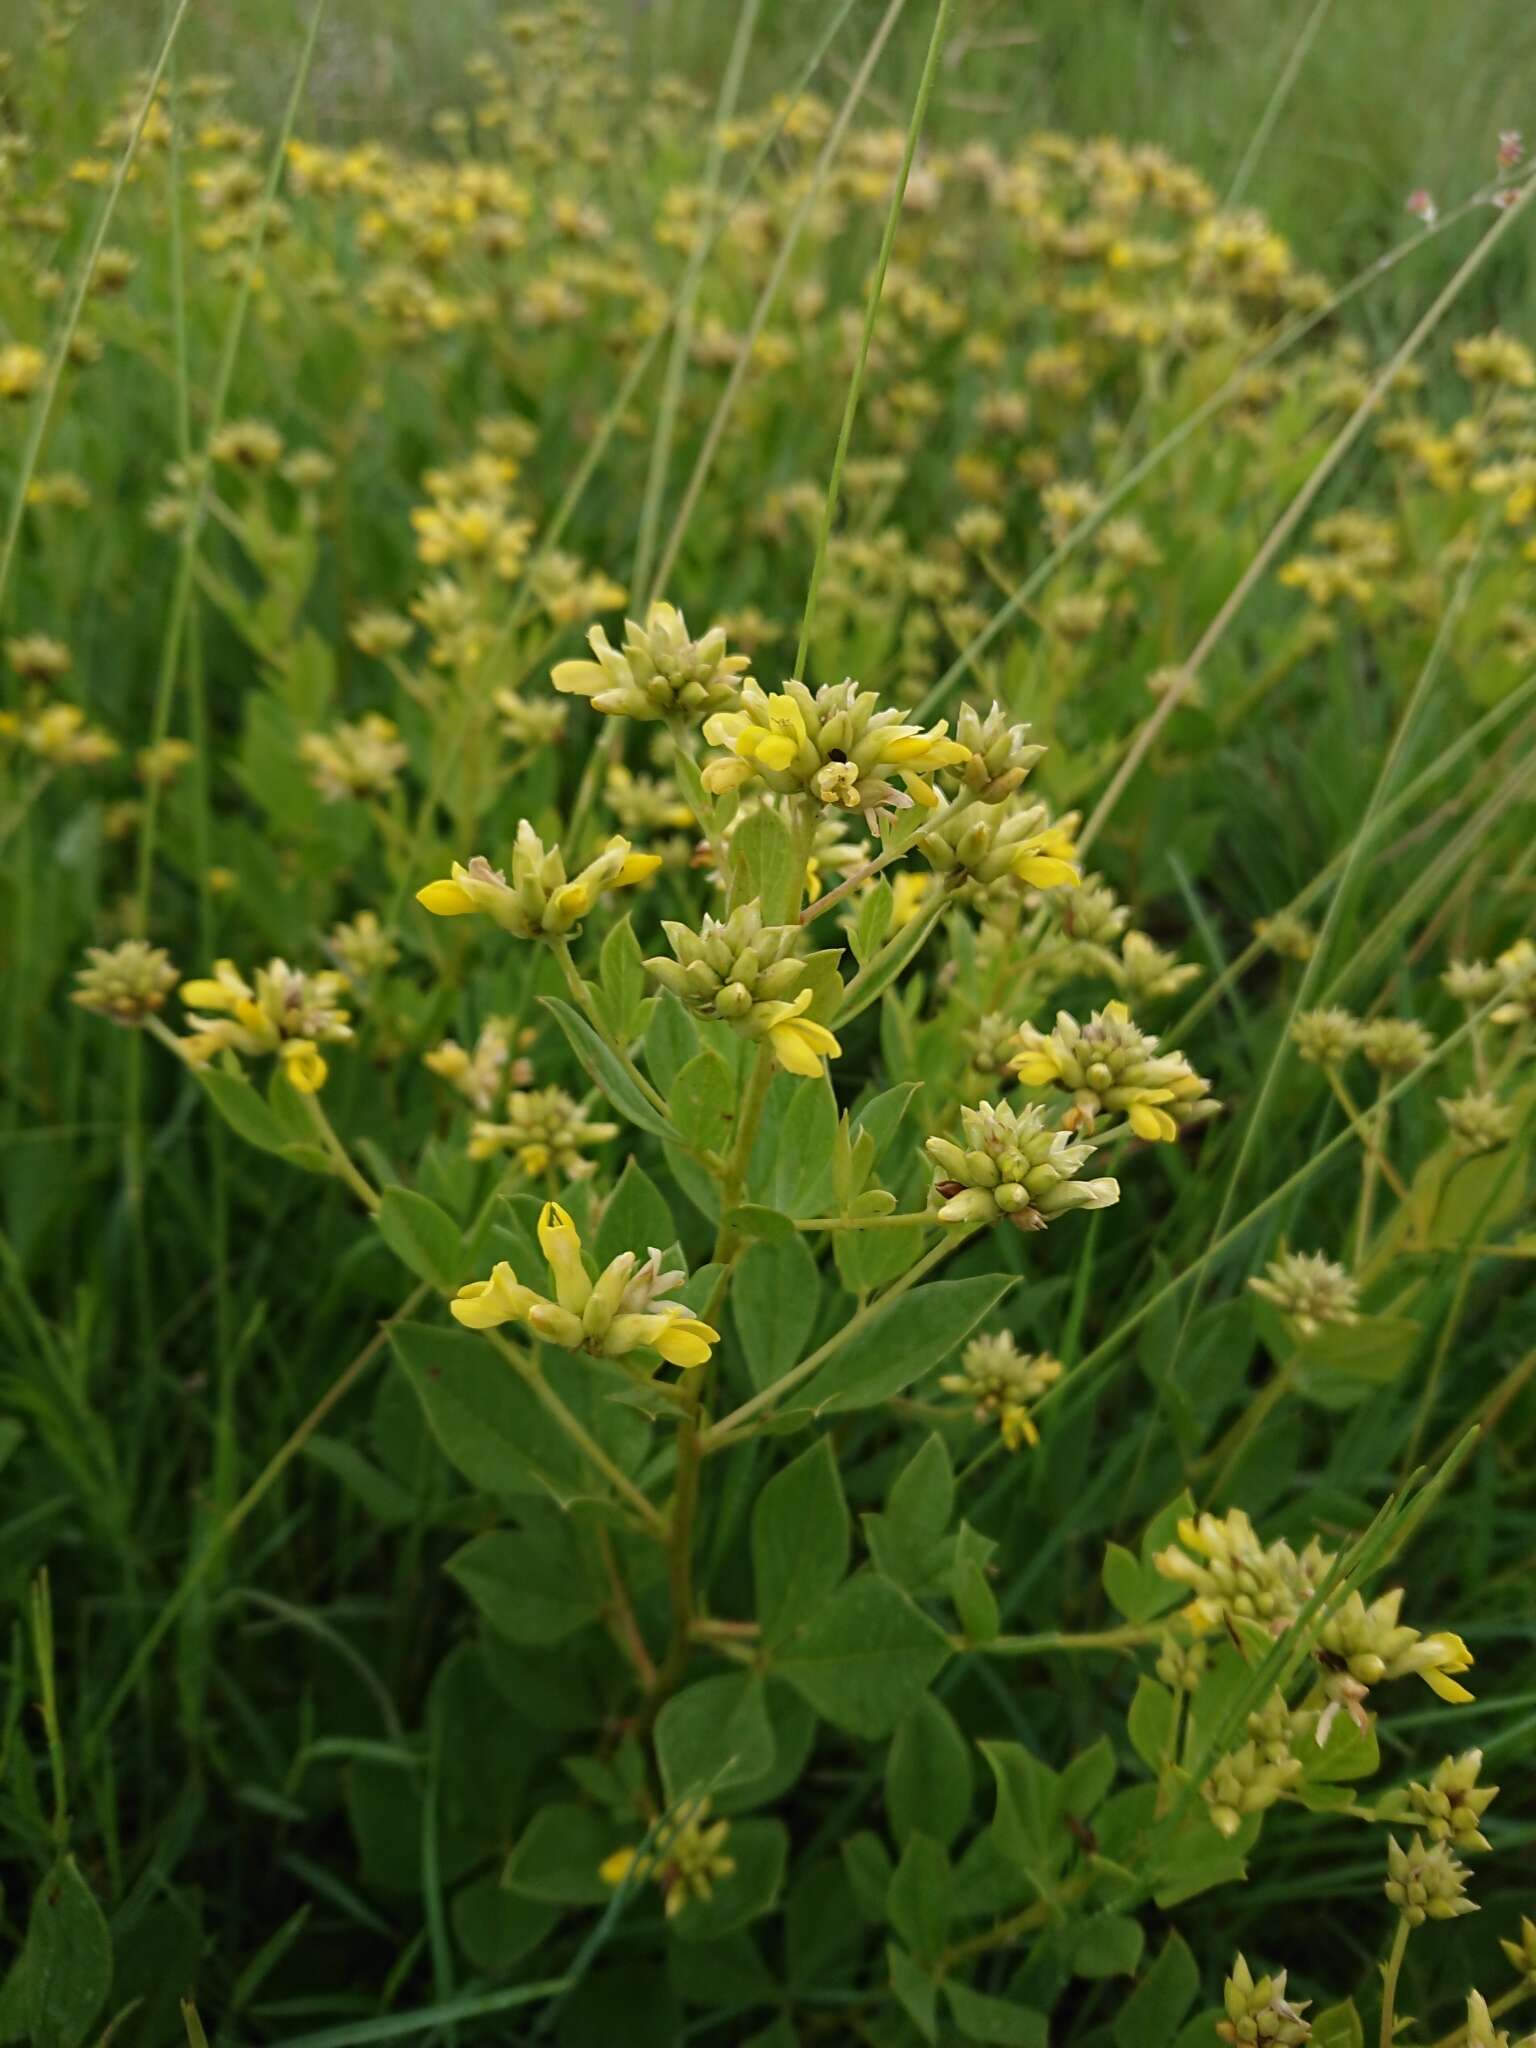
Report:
2,4,1535,2045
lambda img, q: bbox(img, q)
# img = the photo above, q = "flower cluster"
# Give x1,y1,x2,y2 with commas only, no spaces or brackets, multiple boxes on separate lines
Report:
71,941,180,1025
1012,1000,1215,1139
451,1201,720,1369
552,600,750,721
299,713,409,803
1384,1833,1475,1925
417,823,659,940
1407,1750,1498,1855
939,1331,1063,1449
701,677,969,818
424,1018,524,1112
176,958,353,1092
599,1799,734,1919
1217,1955,1311,2046
467,1086,617,1178
1154,1510,1475,1736
926,1099,1120,1230
1247,1251,1359,1338
643,901,841,1076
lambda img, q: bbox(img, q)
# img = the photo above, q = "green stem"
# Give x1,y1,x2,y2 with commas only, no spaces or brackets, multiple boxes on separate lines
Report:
700,1227,977,1451
978,1624,1163,1657
484,1331,665,1539
794,1212,932,1232
792,0,956,680
302,1091,382,1214
1355,1072,1389,1270
1379,1915,1410,2048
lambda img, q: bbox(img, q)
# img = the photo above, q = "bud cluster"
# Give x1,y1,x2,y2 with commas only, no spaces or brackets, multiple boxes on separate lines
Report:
1217,1954,1312,2045
1247,1250,1359,1338
644,902,842,1078
452,1201,720,1370
468,1085,618,1178
416,822,660,940
552,600,750,721
599,1798,735,1919
1154,1510,1322,1635
915,795,1081,893
949,699,1046,803
1384,1832,1475,1925
72,940,180,1026
299,713,409,802
1013,1000,1216,1141
1407,1749,1498,1854
1439,1090,1517,1153
939,1331,1063,1449
926,1099,1120,1231
177,957,354,1093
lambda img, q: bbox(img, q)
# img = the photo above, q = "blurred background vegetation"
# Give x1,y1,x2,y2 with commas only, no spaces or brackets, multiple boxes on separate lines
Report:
87,0,1536,338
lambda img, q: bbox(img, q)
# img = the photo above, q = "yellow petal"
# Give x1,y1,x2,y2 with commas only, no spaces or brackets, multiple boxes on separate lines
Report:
1012,1051,1059,1086
599,1848,638,1887
745,731,797,771
178,979,233,1009
1015,854,1080,889
1129,1101,1177,1143
615,853,661,887
550,659,605,697
901,772,939,808
416,879,476,916
280,1040,328,1093
1422,1670,1475,1704
655,1320,718,1368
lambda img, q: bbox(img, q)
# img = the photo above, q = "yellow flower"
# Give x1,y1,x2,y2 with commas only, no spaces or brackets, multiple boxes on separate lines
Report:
762,990,842,1076
280,1040,329,1093
1012,823,1080,890
652,1318,720,1368
538,1200,592,1313
1414,1633,1475,1706
450,1260,539,1330
1127,1095,1178,1143
890,870,933,929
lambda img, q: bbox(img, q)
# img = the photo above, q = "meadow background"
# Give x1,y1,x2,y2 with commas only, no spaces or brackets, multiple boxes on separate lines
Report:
3,1,1536,2045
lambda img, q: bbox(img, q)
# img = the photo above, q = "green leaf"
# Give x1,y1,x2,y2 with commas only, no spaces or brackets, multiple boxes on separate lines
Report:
672,1047,738,1153
841,1832,894,1922
1289,1314,1422,1409
451,1879,558,1973
1113,1932,1199,2048
644,991,698,1094
944,1981,1049,2046
950,1557,1000,1645
196,1067,291,1155
886,1832,951,1962
775,1575,950,1738
1102,1540,1183,1624
542,995,679,1143
981,1740,1059,1883
1127,1677,1177,1771
734,1235,822,1390
502,1803,625,1904
887,1944,938,2044
1302,1709,1379,1784
393,1322,590,1506
656,1674,775,1805
730,805,800,924
887,1695,972,1850
376,1186,462,1291
13,1859,112,2048
752,1437,848,1645
594,1157,675,1268
1060,1736,1116,1820
762,1072,839,1217
1068,1913,1144,1979
599,913,646,1042
445,1528,600,1645
800,1275,1014,1413
1311,2002,1365,2048
301,1434,416,1526
851,878,893,966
